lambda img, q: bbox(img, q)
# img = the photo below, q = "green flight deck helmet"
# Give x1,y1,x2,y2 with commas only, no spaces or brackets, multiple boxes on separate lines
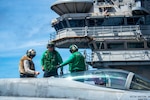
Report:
69,44,78,53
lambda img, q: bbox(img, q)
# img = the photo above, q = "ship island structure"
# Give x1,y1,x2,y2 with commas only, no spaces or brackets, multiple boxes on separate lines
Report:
50,0,150,80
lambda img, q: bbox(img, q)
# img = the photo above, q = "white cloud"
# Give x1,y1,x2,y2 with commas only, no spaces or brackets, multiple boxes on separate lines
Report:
27,28,41,38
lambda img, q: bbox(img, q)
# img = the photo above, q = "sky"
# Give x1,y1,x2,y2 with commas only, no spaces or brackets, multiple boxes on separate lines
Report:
0,0,74,78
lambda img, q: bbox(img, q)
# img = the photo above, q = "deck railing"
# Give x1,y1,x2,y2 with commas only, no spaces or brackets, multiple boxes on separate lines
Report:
50,25,150,41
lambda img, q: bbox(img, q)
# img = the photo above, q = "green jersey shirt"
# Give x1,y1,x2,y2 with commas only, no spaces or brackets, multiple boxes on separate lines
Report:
60,51,86,72
41,50,63,72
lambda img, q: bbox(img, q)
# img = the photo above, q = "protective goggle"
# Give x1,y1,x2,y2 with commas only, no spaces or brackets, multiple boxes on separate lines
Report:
47,44,54,48
30,54,35,58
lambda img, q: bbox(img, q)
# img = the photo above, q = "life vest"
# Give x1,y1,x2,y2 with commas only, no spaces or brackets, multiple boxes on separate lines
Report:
19,55,35,74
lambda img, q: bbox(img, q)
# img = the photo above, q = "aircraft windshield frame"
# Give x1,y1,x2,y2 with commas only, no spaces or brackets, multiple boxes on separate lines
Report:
59,69,150,91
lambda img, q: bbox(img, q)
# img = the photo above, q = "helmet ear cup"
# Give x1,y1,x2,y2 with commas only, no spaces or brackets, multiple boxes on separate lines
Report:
72,45,76,51
26,50,30,57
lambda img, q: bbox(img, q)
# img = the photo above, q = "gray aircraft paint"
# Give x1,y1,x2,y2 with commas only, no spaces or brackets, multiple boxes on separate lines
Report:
0,78,150,100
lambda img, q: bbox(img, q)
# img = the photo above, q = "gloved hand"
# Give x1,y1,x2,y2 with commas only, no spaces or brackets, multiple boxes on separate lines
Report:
35,71,40,75
56,64,61,68
42,66,45,71
60,70,63,75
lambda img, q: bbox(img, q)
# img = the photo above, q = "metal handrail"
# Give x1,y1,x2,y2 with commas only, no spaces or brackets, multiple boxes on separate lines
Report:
50,25,150,41
50,32,56,41
85,50,150,62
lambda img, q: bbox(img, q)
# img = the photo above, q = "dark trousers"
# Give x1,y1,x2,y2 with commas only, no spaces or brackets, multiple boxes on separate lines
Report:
20,73,35,78
43,70,58,77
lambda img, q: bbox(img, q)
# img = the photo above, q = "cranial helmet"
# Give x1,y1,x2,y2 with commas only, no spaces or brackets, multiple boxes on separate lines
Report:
69,44,78,53
47,41,55,48
26,49,36,58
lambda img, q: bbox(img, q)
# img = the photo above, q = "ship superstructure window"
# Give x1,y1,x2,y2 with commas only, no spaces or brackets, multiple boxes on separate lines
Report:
145,15,150,25
107,42,124,49
96,19,104,26
89,43,95,50
53,22,63,31
53,20,68,31
69,19,85,27
61,20,67,28
97,0,105,2
147,41,150,48
88,19,104,26
96,42,104,49
127,42,144,48
87,19,95,27
97,0,105,1
119,0,123,2
87,17,124,26
127,17,141,25
103,17,124,26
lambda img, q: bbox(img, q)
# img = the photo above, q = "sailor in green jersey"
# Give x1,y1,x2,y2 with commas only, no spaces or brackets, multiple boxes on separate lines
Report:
41,42,63,77
57,44,86,73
